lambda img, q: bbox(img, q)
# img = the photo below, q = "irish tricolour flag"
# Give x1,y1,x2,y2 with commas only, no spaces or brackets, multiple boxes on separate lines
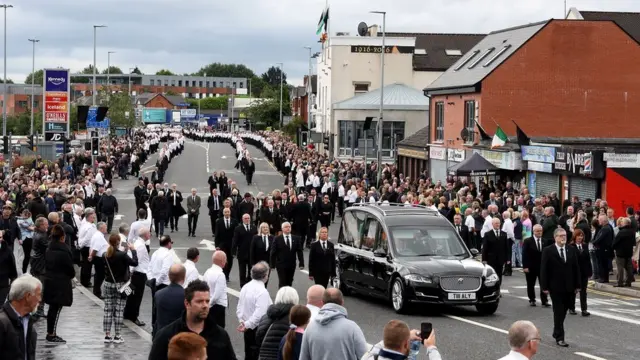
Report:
491,125,508,149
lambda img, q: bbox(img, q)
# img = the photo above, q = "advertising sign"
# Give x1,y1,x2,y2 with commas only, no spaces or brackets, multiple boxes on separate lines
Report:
42,69,70,135
142,108,168,123
180,109,197,119
521,145,555,163
553,148,604,178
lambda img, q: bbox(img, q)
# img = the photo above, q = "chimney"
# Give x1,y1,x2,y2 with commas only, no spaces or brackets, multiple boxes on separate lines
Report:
368,24,378,37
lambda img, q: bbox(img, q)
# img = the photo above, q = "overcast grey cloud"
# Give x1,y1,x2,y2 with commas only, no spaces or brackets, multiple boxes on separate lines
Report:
4,0,638,85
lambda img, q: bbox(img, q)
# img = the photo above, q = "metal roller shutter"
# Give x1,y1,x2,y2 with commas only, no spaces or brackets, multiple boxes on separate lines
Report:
535,173,560,197
430,159,447,183
569,177,597,202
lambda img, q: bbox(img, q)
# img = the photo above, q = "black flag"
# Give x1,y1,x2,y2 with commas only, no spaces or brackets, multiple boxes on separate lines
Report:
512,120,531,146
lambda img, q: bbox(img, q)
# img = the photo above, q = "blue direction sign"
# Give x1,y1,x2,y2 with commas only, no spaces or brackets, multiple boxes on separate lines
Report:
55,143,64,154
86,107,110,128
44,122,66,132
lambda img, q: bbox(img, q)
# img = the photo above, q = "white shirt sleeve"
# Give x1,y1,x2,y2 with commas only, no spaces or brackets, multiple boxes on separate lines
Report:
157,252,174,285
244,290,272,329
210,273,226,304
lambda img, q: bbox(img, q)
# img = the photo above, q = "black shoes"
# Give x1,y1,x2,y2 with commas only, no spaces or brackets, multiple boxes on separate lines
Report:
529,301,536,307
582,311,591,317
569,309,577,315
556,340,569,347
541,302,551,308
46,335,66,343
134,319,146,326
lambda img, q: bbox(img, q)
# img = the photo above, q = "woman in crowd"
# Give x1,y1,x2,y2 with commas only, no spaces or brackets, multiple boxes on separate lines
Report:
17,209,34,274
43,224,75,343
256,286,299,360
103,233,138,343
278,305,311,360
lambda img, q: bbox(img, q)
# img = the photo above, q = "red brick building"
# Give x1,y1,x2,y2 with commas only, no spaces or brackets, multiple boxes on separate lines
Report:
0,84,43,115
423,19,640,201
290,75,317,124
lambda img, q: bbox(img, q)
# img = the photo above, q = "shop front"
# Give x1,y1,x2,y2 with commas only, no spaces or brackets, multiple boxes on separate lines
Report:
603,153,640,216
429,146,447,182
552,148,604,201
397,146,428,180
472,148,524,186
521,145,559,197
447,148,466,169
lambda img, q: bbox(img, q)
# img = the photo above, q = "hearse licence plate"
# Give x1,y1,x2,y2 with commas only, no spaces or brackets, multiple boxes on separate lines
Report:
448,292,476,300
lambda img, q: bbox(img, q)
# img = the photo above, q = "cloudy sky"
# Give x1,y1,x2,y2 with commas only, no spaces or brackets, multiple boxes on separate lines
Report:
5,0,638,86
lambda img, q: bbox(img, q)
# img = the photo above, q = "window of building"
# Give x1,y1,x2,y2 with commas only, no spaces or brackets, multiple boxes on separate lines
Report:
164,80,169,86
445,49,462,56
226,82,230,87
206,81,210,88
338,120,404,157
199,81,203,87
468,48,495,69
150,79,155,86
464,100,476,143
171,80,175,86
17,101,28,108
178,80,182,86
233,82,237,88
454,50,479,71
239,82,244,88
484,45,511,67
435,101,444,141
213,81,217,87
354,83,369,94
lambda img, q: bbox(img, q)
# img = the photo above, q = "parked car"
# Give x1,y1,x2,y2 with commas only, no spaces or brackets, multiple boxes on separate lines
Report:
334,203,501,314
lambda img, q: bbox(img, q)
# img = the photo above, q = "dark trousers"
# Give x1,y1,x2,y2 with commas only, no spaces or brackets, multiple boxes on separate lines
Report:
615,257,635,285
596,250,610,282
188,213,199,235
570,277,589,312
222,248,234,281
489,262,504,285
277,267,295,288
238,258,251,287
0,285,9,304
124,271,147,321
151,283,167,335
314,275,330,288
154,219,165,237
92,256,105,298
244,328,258,360
337,198,344,217
21,238,32,274
169,210,180,230
46,304,62,335
102,214,115,233
209,304,226,328
210,214,218,235
550,291,573,341
525,270,548,304
80,247,93,286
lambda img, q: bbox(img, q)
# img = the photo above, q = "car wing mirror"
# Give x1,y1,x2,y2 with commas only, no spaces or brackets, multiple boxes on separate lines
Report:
373,249,387,258
470,248,479,256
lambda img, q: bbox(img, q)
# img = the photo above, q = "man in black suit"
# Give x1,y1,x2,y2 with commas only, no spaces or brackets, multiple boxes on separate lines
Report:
237,193,255,221
306,190,321,248
323,180,339,222
167,183,184,232
133,180,148,219
522,224,550,307
270,222,304,288
592,214,614,283
540,228,581,347
453,214,471,249
290,194,312,246
232,213,257,287
153,264,186,337
207,171,218,193
481,217,510,285
214,208,237,281
308,227,336,288
207,189,221,237
259,199,281,235
569,232,592,317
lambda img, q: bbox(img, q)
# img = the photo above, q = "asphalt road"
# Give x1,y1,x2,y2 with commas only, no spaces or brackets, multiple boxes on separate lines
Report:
111,140,640,360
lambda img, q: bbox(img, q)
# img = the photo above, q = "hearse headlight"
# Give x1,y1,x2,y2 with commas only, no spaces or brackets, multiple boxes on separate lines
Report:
484,273,499,287
404,274,433,284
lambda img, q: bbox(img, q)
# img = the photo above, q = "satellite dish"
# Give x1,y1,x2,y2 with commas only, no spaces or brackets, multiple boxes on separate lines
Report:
460,128,470,142
357,22,369,37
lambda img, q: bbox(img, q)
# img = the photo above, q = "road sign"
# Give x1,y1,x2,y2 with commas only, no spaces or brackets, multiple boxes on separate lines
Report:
87,118,110,129
45,133,64,141
44,122,66,132
55,143,64,154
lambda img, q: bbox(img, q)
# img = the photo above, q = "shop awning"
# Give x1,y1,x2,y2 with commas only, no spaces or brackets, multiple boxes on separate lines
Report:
448,152,500,176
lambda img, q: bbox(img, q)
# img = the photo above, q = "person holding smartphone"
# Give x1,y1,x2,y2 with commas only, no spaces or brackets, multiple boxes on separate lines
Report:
361,320,442,360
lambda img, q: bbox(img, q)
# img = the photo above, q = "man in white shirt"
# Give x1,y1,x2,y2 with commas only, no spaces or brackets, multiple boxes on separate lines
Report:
148,235,175,329
128,208,153,251
204,250,228,328
124,227,152,327
480,209,493,238
237,261,272,360
498,320,540,359
305,284,324,322
88,221,109,298
78,208,98,287
183,247,202,287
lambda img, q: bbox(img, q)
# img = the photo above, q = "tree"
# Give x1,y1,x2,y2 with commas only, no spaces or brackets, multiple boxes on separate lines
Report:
102,66,123,74
261,66,287,88
105,91,135,128
249,76,268,98
194,63,256,78
25,70,44,85
156,69,175,75
71,65,97,84
186,96,229,110
0,79,14,84
131,67,142,75
166,89,178,96
247,96,292,128
282,116,306,137
81,65,98,74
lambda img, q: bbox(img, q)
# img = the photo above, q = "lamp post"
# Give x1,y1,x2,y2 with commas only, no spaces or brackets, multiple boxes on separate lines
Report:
107,51,115,101
276,62,284,127
128,67,134,98
1,4,13,138
28,38,39,135
370,10,386,187
92,24,107,106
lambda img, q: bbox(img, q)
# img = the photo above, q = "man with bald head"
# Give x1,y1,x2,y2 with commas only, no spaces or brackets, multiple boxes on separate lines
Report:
499,320,540,359
204,250,228,328
522,224,550,307
153,264,186,337
482,217,510,284
306,285,324,321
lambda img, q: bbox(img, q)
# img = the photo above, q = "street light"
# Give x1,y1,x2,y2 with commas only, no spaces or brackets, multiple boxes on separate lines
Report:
28,38,39,135
276,62,284,127
92,24,107,106
128,67,135,97
1,4,13,138
107,51,115,101
370,10,386,187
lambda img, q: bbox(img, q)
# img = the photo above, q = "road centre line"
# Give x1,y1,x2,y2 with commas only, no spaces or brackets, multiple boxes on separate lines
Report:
575,353,608,360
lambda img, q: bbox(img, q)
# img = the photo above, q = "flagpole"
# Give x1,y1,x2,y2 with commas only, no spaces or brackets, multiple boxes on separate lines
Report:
326,0,330,59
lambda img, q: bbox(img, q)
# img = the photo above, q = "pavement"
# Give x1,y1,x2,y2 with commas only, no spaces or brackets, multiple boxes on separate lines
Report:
21,139,640,360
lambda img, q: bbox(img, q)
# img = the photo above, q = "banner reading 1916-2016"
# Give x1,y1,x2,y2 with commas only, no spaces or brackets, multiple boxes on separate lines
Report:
42,68,70,137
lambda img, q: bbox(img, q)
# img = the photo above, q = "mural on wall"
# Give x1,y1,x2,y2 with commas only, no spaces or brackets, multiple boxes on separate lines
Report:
605,168,640,216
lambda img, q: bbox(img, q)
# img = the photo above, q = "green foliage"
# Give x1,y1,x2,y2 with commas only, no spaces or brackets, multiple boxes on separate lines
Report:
282,116,305,137
105,91,135,128
186,96,229,110
25,70,44,85
261,66,287,88
102,66,123,74
247,97,292,128
131,67,143,75
166,89,179,96
5,108,43,135
249,76,268,98
81,65,97,74
156,69,175,75
0,79,14,84
71,65,97,84
194,63,256,78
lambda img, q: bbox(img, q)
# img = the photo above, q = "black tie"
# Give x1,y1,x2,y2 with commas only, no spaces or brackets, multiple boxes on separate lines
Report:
457,226,461,233
322,241,326,251
245,224,249,232
214,197,218,210
537,239,541,252
495,230,499,238
286,236,290,249
578,244,582,252
560,248,566,262
226,219,229,229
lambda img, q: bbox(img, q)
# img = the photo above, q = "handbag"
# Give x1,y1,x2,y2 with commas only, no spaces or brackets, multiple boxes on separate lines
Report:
105,254,134,298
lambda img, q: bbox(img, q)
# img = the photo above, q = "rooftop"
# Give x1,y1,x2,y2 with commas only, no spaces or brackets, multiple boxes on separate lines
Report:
574,8,640,43
333,83,429,111
397,126,429,148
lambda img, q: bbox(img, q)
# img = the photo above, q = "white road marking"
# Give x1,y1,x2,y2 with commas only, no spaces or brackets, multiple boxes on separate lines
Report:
181,214,188,219
300,269,309,275
575,352,608,360
200,239,216,250
443,314,508,334
114,214,125,220
500,289,510,293
221,155,227,159
511,285,537,289
206,143,210,173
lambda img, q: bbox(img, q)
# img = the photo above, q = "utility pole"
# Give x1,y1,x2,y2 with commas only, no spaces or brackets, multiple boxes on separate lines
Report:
28,38,39,136
276,62,284,127
107,51,115,101
92,24,106,106
371,11,386,187
2,4,13,139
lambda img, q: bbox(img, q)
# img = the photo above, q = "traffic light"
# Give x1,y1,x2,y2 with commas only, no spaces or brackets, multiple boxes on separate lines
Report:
91,137,99,156
62,135,70,155
2,136,8,155
323,134,329,147
301,131,308,147
27,134,36,151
